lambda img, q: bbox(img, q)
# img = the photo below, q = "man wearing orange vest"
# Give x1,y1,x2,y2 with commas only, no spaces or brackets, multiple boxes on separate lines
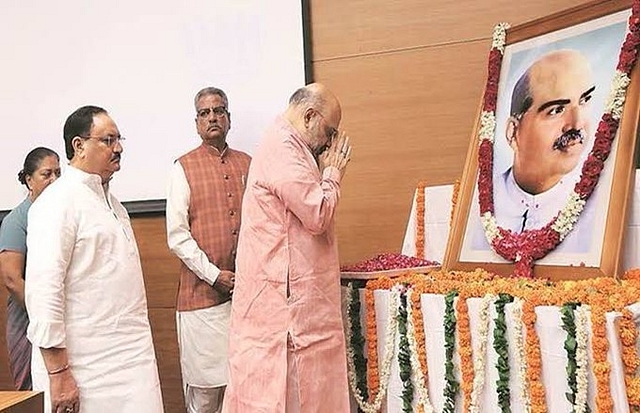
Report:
166,87,251,413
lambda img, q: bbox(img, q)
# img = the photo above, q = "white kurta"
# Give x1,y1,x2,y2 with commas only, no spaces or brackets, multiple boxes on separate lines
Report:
166,161,230,387
492,167,597,254
25,166,163,413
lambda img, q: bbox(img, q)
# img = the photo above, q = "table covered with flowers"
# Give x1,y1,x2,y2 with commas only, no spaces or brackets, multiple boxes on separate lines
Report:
340,269,640,413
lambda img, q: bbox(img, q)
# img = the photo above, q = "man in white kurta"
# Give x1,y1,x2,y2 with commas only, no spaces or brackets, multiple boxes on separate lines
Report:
25,106,163,413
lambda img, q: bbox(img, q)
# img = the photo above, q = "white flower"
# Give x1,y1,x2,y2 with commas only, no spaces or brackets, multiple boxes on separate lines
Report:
605,70,631,120
469,294,496,413
551,192,586,239
491,23,511,53
406,289,435,413
478,111,496,143
481,212,501,244
510,298,531,412
574,305,590,413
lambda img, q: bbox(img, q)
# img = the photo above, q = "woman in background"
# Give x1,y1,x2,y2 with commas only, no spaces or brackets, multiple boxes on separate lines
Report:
0,147,60,390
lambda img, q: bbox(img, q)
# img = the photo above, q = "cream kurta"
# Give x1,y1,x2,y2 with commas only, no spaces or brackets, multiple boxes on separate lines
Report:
25,166,163,413
224,116,349,412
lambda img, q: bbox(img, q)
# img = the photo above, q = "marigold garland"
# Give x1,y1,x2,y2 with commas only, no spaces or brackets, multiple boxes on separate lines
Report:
591,308,613,412
408,288,430,413
522,299,546,413
450,179,461,229
455,291,475,412
415,180,427,258
364,288,380,401
620,308,640,408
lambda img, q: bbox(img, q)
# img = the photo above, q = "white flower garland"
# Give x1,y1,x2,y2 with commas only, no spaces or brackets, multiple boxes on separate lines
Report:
491,23,510,53
510,298,531,413
478,111,497,143
481,212,501,244
551,192,586,239
605,70,631,119
574,305,590,413
345,284,400,413
469,294,496,413
406,289,435,413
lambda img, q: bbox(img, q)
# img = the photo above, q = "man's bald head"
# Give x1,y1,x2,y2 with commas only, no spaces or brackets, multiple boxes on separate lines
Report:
506,49,595,194
286,83,342,157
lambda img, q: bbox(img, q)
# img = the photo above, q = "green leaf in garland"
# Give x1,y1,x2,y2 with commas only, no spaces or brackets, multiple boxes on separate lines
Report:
493,294,514,413
442,290,459,413
561,302,581,410
396,290,414,413
347,282,369,411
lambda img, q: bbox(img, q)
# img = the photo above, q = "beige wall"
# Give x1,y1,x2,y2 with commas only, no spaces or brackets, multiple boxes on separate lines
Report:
0,0,602,411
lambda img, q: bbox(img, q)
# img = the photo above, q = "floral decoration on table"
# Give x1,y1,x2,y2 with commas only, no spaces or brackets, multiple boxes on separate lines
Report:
476,2,640,278
341,253,438,273
343,268,640,413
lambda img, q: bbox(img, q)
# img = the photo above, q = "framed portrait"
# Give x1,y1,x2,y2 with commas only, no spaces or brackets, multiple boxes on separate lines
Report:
444,0,640,280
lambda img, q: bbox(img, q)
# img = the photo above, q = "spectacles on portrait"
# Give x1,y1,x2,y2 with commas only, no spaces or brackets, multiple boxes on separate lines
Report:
316,111,338,141
197,106,229,119
79,135,126,148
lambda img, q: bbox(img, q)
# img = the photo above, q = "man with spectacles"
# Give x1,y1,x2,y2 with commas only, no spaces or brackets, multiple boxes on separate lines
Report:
223,83,352,412
166,87,251,413
25,105,163,413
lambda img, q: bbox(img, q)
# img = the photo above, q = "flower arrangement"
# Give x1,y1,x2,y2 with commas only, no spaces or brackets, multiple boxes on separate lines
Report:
344,269,640,412
476,3,640,278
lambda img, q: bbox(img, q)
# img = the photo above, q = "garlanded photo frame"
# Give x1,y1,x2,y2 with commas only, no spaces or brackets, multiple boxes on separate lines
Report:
444,0,640,280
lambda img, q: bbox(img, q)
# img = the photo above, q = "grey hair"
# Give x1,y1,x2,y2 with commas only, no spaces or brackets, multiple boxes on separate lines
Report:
194,87,229,109
288,87,325,109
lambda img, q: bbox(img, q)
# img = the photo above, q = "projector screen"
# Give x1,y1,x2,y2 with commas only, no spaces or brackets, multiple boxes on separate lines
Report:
0,0,308,214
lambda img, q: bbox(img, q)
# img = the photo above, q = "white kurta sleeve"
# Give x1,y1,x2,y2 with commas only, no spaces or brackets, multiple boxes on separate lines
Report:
166,161,221,285
25,190,76,349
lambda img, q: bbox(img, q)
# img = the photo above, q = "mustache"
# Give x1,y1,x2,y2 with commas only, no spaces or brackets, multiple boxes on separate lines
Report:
111,154,121,162
552,129,584,151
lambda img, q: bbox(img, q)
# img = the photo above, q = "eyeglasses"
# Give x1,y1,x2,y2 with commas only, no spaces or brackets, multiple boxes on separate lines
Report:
79,135,126,147
197,106,229,119
316,111,338,141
